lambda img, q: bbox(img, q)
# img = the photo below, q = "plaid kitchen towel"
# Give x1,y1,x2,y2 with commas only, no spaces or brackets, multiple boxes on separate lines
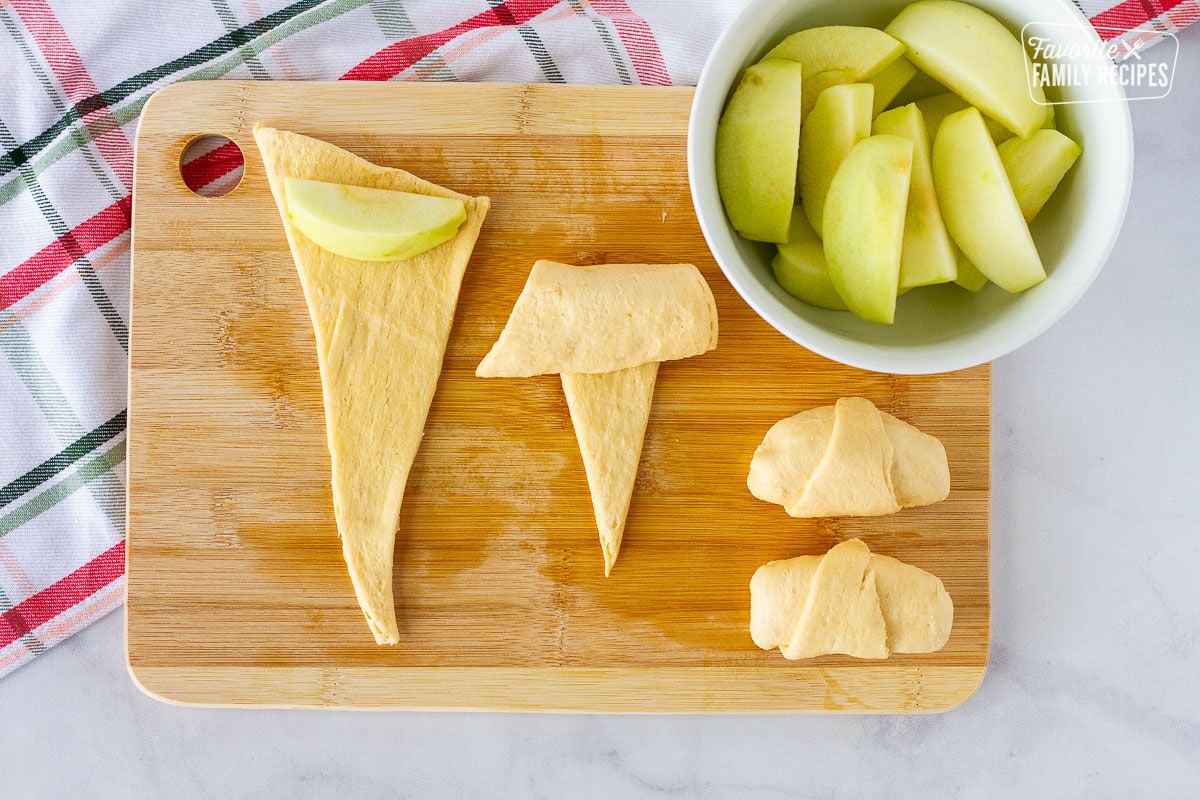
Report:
0,0,1193,680
1077,0,1199,53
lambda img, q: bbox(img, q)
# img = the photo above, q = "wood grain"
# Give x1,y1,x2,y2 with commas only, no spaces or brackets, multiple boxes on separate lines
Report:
126,81,989,712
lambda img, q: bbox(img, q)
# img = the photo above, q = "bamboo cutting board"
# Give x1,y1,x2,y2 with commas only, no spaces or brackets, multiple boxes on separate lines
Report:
127,81,989,712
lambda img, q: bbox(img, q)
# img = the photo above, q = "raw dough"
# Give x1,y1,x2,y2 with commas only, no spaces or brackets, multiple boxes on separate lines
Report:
475,260,718,377
254,125,490,645
747,397,949,517
561,362,659,577
750,539,953,659
476,261,717,574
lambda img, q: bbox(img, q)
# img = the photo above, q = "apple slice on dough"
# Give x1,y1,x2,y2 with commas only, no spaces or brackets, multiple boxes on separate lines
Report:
997,129,1082,222
886,0,1048,139
766,26,904,117
798,83,874,237
823,135,914,324
873,103,957,290
284,178,466,262
933,107,1045,293
716,58,805,243
772,207,848,311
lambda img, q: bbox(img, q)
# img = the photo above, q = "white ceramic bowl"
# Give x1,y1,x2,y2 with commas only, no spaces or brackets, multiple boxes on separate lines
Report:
688,0,1134,374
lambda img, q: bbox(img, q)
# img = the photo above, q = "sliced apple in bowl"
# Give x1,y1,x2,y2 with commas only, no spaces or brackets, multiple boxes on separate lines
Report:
868,56,919,116
700,0,1112,342
886,0,1048,139
873,103,957,291
772,208,847,311
933,107,1045,293
914,93,1013,143
997,129,1083,223
952,244,990,292
283,177,466,262
798,82,874,238
823,134,914,325
765,26,904,117
715,57,805,243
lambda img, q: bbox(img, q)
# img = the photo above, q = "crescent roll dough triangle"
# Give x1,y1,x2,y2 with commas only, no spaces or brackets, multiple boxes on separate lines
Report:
477,261,717,574
475,260,718,377
561,362,659,577
254,125,490,645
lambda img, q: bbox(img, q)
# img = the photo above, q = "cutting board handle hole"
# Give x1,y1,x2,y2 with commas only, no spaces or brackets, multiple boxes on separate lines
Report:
179,135,244,197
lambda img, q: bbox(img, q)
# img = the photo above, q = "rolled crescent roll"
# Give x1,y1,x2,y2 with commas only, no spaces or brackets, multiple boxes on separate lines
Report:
750,539,953,660
475,260,718,377
747,397,950,518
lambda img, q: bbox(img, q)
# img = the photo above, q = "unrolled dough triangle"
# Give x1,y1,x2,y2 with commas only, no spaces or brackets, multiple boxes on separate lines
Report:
560,362,659,576
253,125,489,645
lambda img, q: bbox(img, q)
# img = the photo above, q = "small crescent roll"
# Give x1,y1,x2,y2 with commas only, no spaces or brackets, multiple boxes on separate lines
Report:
475,260,718,377
747,397,950,518
750,539,953,660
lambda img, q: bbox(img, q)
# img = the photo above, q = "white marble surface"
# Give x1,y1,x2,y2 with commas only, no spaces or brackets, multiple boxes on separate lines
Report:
3,28,1199,800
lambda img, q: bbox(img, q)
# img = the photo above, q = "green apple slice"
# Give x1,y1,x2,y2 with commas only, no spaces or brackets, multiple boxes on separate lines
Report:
915,93,1013,143
800,69,858,118
933,108,1045,293
284,177,466,262
799,82,874,237
953,244,989,291
716,58,805,243
823,134,914,324
890,68,949,107
766,26,904,117
997,129,1083,222
873,104,957,289
767,26,905,75
869,56,919,116
886,0,1048,138
772,207,848,311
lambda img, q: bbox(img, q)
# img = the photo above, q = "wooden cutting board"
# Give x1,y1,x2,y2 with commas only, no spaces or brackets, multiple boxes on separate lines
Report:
127,81,989,712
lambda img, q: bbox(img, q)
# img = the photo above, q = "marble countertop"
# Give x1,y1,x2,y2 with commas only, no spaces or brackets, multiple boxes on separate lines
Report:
3,28,1198,800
